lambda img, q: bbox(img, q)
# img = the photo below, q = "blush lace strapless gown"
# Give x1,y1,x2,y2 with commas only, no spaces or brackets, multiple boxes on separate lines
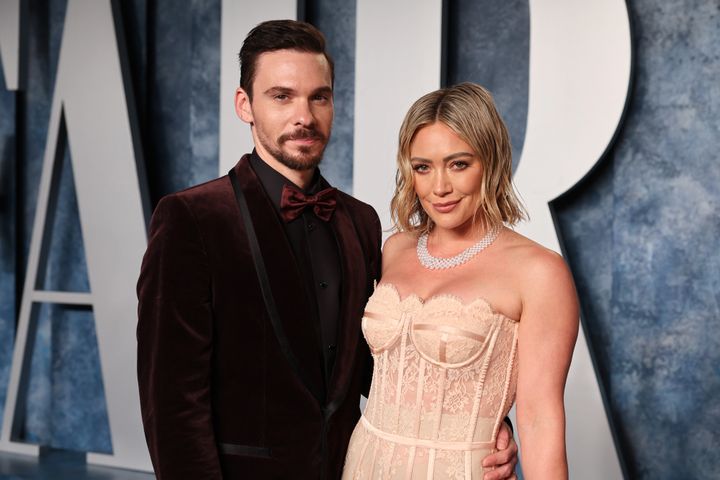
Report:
342,284,519,480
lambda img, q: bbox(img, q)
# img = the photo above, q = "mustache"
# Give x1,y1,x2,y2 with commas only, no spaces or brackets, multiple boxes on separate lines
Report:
278,128,325,143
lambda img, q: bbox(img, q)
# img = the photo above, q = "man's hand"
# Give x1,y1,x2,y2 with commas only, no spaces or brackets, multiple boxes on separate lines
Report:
482,421,518,480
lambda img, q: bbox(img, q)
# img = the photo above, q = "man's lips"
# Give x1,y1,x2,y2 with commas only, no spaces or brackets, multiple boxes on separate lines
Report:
288,137,320,145
432,199,460,213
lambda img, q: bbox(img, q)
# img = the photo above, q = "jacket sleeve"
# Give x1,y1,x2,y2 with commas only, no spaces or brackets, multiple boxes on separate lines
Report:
136,194,222,479
361,209,383,398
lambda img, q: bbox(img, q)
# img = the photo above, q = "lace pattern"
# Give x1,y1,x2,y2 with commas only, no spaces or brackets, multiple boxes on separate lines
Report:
343,284,519,479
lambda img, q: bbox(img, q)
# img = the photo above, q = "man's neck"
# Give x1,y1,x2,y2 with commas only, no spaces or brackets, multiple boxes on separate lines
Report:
254,147,315,190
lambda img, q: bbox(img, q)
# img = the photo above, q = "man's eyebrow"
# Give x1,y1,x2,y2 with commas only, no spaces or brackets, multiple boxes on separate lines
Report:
312,86,333,96
263,86,333,97
264,86,295,96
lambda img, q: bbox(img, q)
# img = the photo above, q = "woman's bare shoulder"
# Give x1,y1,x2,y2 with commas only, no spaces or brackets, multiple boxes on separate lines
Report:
381,231,418,271
383,231,417,256
500,228,574,291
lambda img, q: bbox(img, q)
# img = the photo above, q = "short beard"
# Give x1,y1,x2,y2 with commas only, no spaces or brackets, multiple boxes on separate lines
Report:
261,128,328,171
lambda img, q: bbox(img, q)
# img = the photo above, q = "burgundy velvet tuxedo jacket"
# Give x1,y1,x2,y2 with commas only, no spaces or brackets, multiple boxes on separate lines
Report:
137,155,382,479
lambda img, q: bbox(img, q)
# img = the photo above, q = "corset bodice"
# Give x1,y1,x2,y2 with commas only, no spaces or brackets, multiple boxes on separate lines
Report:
343,283,519,479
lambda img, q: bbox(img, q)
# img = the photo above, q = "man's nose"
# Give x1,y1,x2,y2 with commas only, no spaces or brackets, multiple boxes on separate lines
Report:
293,99,315,127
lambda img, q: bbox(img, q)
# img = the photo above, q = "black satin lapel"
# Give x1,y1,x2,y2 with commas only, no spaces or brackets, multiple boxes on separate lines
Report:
232,158,324,404
326,198,367,406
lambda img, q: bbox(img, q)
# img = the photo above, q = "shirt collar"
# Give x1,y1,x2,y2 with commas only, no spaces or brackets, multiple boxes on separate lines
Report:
249,149,325,212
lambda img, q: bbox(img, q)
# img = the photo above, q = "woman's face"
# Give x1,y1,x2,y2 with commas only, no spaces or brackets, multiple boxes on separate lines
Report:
410,122,485,233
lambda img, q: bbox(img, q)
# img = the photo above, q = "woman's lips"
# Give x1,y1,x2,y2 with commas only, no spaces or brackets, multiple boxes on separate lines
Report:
432,200,460,213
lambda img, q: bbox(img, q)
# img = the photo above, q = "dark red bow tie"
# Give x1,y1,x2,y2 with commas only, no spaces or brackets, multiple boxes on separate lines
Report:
280,184,338,223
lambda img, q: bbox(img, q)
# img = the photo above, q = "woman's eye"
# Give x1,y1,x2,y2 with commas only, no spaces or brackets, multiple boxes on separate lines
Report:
451,161,469,170
412,164,429,173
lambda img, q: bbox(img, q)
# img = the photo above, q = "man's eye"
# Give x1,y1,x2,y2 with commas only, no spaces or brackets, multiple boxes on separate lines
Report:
274,94,288,101
313,95,330,102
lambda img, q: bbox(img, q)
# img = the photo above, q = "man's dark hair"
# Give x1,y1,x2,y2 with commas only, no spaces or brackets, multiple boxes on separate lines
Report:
239,19,334,99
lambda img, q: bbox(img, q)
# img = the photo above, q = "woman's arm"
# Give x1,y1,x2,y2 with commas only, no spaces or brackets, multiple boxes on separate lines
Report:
516,249,579,480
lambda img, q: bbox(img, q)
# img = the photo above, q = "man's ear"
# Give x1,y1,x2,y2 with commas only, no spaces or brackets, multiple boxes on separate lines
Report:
235,87,254,125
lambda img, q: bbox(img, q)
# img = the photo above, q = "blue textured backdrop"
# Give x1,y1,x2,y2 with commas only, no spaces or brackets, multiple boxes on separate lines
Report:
446,0,528,167
0,1,718,478
0,44,16,450
554,1,720,478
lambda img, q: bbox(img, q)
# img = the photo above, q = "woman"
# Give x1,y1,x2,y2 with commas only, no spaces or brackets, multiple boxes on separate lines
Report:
342,83,578,479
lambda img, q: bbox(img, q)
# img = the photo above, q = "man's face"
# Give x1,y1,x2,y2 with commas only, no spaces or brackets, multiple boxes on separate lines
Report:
236,49,334,171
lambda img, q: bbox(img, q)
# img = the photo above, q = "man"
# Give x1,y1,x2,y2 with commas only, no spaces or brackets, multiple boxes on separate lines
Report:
137,20,518,479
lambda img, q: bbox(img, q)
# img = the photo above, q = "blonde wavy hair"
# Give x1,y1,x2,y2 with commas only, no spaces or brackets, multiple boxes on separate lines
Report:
390,82,527,234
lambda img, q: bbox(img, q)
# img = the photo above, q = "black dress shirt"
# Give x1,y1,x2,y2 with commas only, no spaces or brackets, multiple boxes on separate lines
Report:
249,151,342,392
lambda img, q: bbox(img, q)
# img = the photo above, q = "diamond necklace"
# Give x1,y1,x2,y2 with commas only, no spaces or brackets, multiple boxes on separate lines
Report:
416,225,501,270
